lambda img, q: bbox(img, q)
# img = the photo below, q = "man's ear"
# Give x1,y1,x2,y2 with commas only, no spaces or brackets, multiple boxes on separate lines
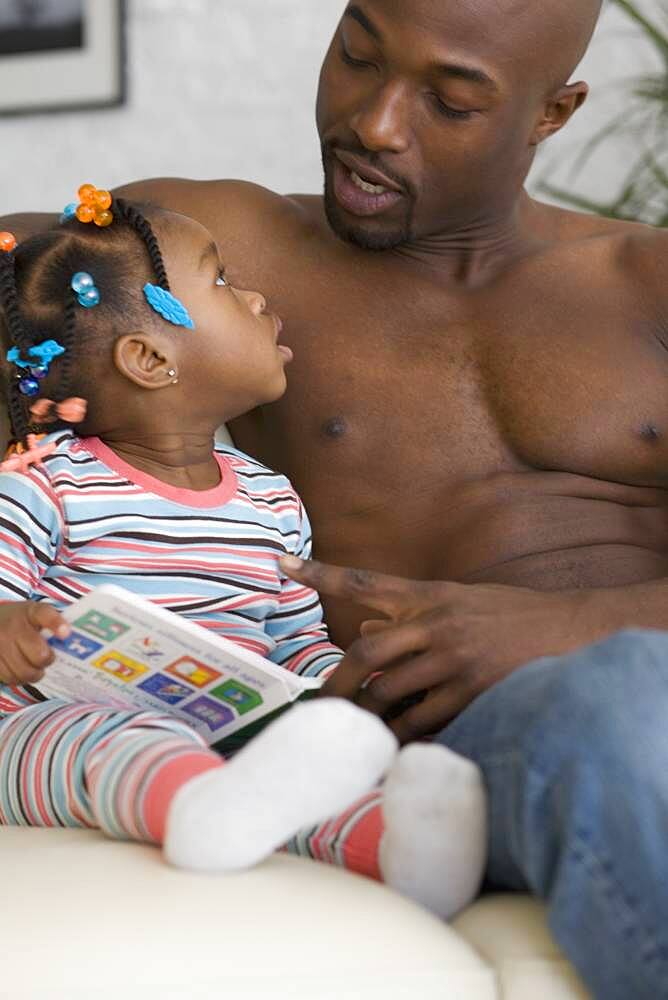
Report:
113,333,177,390
530,81,589,146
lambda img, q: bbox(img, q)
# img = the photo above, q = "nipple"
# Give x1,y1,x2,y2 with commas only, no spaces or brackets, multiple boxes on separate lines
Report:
321,416,348,440
640,424,661,444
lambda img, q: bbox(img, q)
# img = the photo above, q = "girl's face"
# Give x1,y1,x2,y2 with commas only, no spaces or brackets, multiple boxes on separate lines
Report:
162,214,293,421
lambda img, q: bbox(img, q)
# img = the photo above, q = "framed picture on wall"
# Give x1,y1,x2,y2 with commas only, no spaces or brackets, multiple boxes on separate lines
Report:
0,0,126,115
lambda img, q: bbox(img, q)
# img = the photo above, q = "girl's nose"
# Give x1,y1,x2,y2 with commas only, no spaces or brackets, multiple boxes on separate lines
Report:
241,288,267,314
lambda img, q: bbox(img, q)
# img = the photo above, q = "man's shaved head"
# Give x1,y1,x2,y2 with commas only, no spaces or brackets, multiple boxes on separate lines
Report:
317,0,605,249
495,0,604,92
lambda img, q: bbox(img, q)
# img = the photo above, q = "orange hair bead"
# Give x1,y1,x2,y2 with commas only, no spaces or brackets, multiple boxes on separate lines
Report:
0,231,17,253
78,183,97,206
94,189,112,211
94,210,114,228
76,204,96,224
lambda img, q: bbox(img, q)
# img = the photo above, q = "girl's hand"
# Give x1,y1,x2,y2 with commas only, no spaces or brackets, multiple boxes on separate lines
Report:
0,602,70,686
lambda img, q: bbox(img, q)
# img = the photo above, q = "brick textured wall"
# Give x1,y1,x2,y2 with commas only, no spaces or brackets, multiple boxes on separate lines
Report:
0,0,661,215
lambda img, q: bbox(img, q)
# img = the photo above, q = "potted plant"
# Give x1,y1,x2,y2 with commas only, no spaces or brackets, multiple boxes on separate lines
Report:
540,0,668,226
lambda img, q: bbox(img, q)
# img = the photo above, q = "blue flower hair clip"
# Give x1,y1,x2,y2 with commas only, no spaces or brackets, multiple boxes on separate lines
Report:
7,340,66,369
6,339,66,396
143,284,195,330
28,339,66,364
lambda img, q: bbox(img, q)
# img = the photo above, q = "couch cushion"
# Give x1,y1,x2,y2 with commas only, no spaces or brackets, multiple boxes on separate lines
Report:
453,896,589,999
1,828,588,999
1,828,494,1000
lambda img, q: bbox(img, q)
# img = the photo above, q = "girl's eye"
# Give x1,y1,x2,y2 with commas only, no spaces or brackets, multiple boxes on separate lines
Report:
215,269,228,287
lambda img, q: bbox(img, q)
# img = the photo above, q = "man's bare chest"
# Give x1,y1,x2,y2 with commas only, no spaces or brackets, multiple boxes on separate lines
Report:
252,282,668,494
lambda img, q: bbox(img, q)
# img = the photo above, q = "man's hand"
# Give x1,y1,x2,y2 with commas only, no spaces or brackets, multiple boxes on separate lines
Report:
0,602,70,687
280,556,611,742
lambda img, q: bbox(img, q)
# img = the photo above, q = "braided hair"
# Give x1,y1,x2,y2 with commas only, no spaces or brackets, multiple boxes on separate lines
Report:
0,250,33,443
0,199,172,448
114,198,170,291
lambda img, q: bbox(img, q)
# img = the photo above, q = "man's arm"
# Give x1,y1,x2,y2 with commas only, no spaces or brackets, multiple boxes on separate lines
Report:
0,213,59,242
279,555,668,742
112,177,302,272
2,176,295,261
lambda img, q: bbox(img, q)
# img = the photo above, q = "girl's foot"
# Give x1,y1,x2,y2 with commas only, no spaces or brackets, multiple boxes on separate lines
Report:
379,743,487,919
164,698,397,872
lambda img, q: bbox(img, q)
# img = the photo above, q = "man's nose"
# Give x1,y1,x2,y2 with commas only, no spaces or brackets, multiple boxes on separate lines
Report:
349,82,410,154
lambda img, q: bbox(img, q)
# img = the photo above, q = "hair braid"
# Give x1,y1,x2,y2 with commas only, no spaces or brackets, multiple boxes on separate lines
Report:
114,198,171,290
0,252,31,441
55,294,78,403
0,252,29,352
7,382,28,443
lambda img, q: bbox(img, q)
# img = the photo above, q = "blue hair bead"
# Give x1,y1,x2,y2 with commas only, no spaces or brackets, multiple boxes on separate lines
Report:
18,376,40,397
29,365,49,380
60,202,78,225
71,272,95,294
78,287,101,308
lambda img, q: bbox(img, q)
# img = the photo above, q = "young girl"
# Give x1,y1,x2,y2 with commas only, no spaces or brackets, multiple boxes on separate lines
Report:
0,186,486,918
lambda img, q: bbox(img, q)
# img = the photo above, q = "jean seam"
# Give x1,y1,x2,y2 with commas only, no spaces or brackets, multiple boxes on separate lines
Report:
566,828,668,986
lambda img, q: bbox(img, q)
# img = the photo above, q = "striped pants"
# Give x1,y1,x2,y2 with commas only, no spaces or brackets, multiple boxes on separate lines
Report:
0,686,383,878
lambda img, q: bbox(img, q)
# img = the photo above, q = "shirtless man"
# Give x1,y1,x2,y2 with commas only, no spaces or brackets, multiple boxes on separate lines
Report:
3,0,667,995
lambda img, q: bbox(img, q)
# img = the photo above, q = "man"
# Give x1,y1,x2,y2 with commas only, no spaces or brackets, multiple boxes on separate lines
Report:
3,1,667,995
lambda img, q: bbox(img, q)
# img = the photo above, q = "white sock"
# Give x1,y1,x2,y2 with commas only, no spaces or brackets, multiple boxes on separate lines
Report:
379,743,487,920
163,698,398,872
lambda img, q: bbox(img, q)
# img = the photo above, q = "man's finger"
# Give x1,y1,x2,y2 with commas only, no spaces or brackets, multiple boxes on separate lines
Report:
359,619,392,636
322,622,430,701
362,651,458,714
26,602,70,640
279,556,426,616
388,685,470,745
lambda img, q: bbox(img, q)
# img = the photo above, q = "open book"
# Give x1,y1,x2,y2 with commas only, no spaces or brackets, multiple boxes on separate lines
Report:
35,585,322,752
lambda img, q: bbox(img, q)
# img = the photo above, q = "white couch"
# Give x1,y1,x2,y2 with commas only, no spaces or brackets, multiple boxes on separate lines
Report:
0,428,589,998
1,828,589,999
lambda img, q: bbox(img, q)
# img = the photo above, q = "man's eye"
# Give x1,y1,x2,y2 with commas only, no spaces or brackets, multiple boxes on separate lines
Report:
215,269,228,287
431,95,475,121
340,45,374,70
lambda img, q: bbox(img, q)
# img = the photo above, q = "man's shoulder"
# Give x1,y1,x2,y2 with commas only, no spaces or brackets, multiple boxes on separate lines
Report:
113,177,322,241
533,199,667,295
604,220,668,316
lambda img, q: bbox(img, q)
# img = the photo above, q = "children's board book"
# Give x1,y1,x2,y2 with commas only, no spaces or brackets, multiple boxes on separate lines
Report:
34,584,322,752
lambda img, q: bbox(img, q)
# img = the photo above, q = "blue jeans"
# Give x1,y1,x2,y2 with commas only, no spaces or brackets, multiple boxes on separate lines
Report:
437,629,668,1000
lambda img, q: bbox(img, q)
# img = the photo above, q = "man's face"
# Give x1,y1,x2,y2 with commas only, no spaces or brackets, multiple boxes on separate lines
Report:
316,0,552,250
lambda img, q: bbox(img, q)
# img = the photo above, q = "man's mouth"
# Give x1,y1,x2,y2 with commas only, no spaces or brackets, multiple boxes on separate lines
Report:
331,150,405,218
350,171,390,195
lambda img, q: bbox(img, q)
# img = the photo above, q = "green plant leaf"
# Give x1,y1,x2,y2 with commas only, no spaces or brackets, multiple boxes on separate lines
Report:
611,0,668,61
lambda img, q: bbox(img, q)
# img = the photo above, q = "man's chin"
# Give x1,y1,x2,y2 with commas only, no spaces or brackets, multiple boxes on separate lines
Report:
323,189,410,252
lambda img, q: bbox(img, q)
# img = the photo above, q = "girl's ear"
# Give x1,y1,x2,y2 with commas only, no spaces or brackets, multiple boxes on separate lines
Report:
113,333,178,390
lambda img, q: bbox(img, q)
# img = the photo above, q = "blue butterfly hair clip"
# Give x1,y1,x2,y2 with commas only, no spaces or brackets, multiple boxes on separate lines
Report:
143,284,195,330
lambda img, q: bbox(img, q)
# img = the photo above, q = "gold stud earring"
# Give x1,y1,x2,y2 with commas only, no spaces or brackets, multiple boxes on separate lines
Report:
167,368,178,385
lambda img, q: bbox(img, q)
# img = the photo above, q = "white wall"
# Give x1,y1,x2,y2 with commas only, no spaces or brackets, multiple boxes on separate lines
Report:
535,0,663,208
0,0,663,216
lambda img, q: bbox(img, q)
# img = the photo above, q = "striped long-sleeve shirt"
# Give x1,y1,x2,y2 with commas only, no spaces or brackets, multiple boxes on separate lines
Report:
0,432,342,679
